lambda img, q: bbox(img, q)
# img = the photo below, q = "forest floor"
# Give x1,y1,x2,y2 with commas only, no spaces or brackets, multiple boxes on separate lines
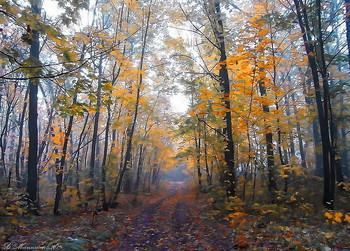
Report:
1,185,350,250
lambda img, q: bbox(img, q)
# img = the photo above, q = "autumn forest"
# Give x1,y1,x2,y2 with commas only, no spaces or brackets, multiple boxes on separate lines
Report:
0,0,350,249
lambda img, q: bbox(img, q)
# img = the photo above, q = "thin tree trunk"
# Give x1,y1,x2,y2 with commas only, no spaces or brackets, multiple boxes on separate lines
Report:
195,118,202,188
291,93,307,169
100,106,111,211
27,0,41,213
294,0,335,209
112,2,152,203
1,90,16,180
209,1,236,197
258,79,278,201
133,144,145,202
15,88,29,189
303,77,323,176
75,114,90,199
345,0,350,67
87,55,103,197
203,123,212,185
53,110,74,215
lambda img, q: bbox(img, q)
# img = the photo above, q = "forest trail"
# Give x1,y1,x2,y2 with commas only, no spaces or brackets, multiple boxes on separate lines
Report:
4,187,233,250
110,188,232,250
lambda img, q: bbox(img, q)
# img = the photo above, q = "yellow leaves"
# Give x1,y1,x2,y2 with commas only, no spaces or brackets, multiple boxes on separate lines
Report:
254,96,274,106
228,211,248,218
338,182,350,192
212,103,226,116
334,213,343,223
52,131,65,145
274,90,285,98
198,88,215,101
79,179,90,184
270,109,284,115
237,45,245,53
75,33,90,44
226,209,248,227
257,28,269,37
109,50,119,56
188,109,196,117
345,214,350,223
324,212,332,219
125,0,140,11
278,165,305,179
292,240,301,246
113,88,129,97
102,82,114,92
11,218,18,225
262,209,278,214
324,211,350,224
164,37,185,51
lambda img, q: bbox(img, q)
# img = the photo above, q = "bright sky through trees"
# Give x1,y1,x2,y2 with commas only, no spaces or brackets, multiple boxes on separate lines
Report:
170,93,189,112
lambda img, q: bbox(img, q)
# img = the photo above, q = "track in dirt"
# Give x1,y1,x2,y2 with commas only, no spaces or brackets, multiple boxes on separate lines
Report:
118,194,172,250
114,188,233,251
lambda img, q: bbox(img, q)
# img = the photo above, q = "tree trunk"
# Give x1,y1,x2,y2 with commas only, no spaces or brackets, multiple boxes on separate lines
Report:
87,55,103,197
293,0,335,209
291,93,307,169
15,88,29,189
195,118,202,188
345,0,350,67
203,123,212,185
26,1,41,213
111,2,152,203
258,79,278,200
75,114,90,199
1,89,16,180
209,1,236,197
53,111,74,215
100,106,111,211
303,78,323,176
133,144,146,202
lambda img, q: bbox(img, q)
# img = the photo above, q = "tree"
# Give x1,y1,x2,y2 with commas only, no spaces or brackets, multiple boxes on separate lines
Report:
293,0,338,209
26,0,42,212
111,0,153,204
204,0,236,197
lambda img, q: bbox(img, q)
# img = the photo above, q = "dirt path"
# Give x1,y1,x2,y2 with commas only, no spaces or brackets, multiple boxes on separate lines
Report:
5,188,230,250
112,188,234,251
117,194,171,250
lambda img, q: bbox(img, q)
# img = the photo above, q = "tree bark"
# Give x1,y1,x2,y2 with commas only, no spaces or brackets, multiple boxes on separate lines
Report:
100,106,111,211
258,79,278,200
26,1,41,212
195,118,202,188
345,0,350,67
87,54,103,197
291,93,307,169
15,88,29,188
293,0,335,209
209,0,236,197
53,108,74,215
